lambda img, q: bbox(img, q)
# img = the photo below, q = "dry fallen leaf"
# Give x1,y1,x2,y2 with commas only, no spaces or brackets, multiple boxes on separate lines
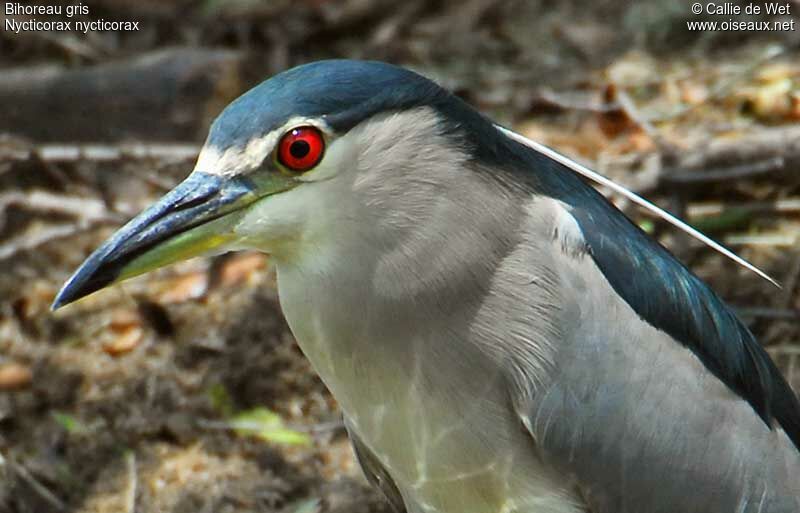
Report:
218,253,268,288
623,131,656,153
790,92,800,121
745,79,794,121
679,80,709,106
109,308,141,331
0,362,33,390
755,62,796,84
102,326,144,356
152,271,209,304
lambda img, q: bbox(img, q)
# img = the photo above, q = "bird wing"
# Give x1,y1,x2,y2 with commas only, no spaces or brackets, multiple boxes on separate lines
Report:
345,417,408,513
512,196,800,512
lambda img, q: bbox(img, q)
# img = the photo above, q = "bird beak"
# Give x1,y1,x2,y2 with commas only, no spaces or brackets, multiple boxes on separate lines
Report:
52,170,292,310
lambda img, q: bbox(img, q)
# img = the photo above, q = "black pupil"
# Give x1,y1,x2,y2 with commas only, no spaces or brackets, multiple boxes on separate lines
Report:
289,140,311,159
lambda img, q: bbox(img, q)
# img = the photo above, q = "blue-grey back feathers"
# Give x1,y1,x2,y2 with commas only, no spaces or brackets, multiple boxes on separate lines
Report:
482,122,800,451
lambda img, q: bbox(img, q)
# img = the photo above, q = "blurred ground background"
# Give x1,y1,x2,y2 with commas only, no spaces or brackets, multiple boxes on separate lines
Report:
1,1,799,512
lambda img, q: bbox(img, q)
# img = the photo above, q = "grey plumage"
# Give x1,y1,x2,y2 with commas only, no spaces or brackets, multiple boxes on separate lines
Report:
272,106,800,512
54,61,800,512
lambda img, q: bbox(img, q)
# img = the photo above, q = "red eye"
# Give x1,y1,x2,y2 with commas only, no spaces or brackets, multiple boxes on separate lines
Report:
277,126,325,172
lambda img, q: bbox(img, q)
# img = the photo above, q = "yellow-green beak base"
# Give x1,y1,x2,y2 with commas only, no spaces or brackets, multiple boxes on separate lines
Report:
52,172,255,309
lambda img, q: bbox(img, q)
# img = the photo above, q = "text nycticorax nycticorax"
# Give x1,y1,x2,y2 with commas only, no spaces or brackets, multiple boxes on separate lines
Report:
53,60,800,513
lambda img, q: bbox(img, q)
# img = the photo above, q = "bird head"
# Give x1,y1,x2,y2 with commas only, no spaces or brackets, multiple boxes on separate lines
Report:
52,60,506,309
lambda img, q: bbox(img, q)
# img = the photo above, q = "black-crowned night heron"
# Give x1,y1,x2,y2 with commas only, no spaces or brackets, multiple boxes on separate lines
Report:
53,60,800,512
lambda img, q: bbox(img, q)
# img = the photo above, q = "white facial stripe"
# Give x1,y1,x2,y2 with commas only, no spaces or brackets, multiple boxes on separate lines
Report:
194,116,332,177
295,132,355,183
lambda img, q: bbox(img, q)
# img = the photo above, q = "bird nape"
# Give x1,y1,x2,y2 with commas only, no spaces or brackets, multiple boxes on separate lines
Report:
54,60,800,513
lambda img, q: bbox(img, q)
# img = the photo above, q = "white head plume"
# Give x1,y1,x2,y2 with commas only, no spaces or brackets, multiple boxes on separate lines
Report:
496,125,779,288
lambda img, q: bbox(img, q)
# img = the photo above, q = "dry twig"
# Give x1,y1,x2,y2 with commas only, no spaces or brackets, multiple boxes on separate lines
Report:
0,190,121,223
8,458,66,511
687,198,800,218
125,451,137,513
0,223,94,260
532,88,618,113
663,156,784,185
0,143,200,164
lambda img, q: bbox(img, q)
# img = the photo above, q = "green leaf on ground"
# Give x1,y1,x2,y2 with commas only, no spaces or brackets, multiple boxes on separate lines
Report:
230,407,311,446
52,411,88,434
207,383,235,417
